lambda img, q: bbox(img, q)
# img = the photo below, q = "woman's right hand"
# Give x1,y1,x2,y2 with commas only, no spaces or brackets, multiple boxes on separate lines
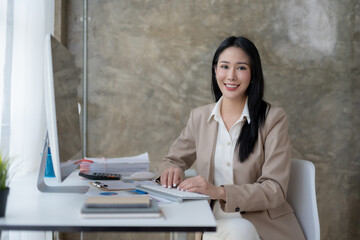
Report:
160,166,184,188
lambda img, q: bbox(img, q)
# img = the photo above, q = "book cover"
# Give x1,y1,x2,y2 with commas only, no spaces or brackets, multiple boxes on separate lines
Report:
85,196,151,208
81,199,161,218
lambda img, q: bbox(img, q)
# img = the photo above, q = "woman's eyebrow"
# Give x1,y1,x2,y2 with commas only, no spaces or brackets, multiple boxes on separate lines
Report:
219,60,249,65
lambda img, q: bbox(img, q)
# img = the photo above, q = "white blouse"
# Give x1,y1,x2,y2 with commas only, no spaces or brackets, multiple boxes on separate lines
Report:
208,97,250,218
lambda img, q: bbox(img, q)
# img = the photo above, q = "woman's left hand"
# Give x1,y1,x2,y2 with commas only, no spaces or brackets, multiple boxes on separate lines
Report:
177,175,226,200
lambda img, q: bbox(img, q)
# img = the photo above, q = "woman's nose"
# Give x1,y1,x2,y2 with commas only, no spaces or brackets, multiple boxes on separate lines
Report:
227,68,236,81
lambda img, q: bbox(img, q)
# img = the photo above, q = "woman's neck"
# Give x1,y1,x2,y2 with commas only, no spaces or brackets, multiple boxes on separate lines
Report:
220,96,247,131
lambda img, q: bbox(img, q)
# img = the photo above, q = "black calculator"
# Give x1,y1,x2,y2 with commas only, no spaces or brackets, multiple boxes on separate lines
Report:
79,171,121,180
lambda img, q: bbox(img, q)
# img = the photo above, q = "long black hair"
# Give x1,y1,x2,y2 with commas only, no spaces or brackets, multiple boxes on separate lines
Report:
211,36,269,162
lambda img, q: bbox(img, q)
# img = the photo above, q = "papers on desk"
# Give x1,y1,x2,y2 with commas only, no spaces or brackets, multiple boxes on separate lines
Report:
89,180,158,191
80,152,150,177
86,180,174,204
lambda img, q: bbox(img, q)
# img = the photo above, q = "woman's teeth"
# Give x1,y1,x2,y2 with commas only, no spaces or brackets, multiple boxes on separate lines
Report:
225,84,238,88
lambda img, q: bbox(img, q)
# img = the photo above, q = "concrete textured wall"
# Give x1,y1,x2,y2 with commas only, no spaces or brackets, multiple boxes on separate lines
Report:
64,1,359,239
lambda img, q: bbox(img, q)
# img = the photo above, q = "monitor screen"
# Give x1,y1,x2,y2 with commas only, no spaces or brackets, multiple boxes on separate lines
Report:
37,34,88,193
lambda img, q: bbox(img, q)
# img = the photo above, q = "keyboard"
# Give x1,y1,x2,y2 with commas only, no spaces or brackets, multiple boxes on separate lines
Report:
136,184,209,202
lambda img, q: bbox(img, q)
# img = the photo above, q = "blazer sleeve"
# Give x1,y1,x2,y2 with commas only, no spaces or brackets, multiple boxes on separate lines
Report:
220,107,292,212
157,110,197,177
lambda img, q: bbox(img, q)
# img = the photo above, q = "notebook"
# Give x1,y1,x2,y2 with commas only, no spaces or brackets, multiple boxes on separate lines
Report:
84,196,151,208
81,198,161,218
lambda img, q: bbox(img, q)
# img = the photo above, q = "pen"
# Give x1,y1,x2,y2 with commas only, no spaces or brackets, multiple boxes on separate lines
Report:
90,181,108,189
95,181,108,188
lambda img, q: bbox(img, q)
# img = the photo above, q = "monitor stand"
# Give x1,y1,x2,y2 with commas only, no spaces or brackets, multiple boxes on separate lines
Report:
37,132,89,193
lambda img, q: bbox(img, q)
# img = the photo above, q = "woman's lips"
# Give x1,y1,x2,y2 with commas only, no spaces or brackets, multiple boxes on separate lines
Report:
224,83,239,91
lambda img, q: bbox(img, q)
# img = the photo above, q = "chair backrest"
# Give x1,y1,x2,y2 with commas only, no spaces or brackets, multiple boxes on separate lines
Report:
287,159,320,240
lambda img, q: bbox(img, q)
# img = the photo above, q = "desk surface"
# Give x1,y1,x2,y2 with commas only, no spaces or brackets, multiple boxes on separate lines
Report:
0,171,216,232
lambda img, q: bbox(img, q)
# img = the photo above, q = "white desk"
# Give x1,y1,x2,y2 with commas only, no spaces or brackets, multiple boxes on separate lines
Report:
0,171,216,233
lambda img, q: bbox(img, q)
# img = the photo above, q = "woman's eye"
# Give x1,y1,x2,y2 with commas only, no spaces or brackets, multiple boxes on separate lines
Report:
237,66,247,70
220,65,229,69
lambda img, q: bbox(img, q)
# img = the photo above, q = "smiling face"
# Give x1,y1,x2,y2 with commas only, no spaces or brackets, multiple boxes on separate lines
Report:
214,46,251,103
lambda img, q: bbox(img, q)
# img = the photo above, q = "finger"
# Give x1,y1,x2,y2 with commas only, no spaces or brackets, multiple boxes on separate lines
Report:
167,169,174,188
160,171,169,187
172,169,183,187
178,178,193,191
177,178,187,190
186,185,203,193
178,177,207,194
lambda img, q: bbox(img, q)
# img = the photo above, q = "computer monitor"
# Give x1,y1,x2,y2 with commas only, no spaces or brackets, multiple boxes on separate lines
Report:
37,34,88,193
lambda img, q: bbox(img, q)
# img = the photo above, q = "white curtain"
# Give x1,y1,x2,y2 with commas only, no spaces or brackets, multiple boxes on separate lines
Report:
0,0,9,153
0,0,54,239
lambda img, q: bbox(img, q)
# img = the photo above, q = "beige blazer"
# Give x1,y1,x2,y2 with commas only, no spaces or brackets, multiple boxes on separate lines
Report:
157,103,305,240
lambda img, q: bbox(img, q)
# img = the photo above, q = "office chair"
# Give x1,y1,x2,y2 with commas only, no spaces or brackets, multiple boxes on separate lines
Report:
287,159,321,240
185,160,321,240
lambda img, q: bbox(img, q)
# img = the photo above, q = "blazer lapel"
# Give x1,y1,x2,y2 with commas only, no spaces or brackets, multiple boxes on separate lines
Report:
205,118,218,185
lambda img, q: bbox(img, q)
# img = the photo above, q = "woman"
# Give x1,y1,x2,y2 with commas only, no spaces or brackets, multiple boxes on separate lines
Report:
157,36,305,240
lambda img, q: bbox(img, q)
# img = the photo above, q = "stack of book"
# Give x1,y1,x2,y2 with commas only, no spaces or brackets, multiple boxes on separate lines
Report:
81,195,161,218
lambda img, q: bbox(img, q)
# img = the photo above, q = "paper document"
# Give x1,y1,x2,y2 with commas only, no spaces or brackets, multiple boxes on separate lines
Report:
89,180,158,191
80,152,150,176
86,181,173,204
